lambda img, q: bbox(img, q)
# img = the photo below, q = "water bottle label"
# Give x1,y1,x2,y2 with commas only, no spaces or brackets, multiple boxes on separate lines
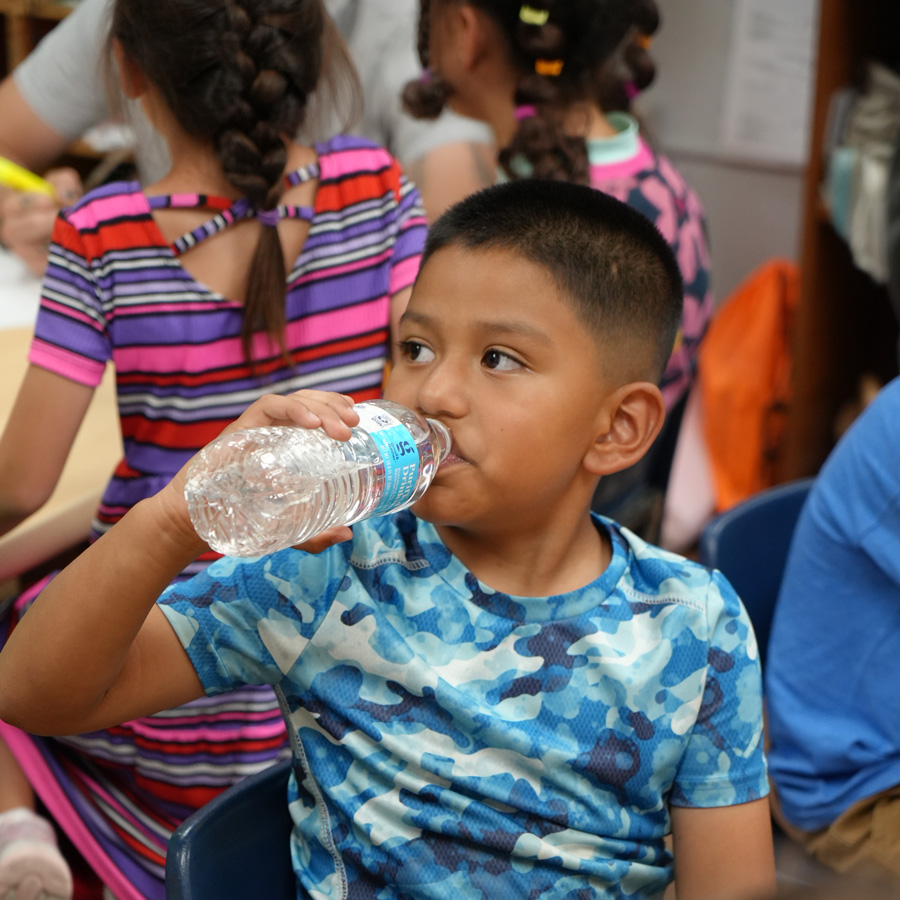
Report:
356,404,421,516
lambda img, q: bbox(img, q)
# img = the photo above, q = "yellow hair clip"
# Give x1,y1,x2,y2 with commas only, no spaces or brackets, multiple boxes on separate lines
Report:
519,5,550,26
534,58,564,76
636,34,654,51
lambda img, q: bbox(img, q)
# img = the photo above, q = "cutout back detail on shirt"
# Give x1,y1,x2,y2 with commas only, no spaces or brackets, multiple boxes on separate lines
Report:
146,161,320,256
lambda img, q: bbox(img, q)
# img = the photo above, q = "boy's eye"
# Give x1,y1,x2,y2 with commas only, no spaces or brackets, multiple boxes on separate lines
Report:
482,349,522,371
399,340,435,363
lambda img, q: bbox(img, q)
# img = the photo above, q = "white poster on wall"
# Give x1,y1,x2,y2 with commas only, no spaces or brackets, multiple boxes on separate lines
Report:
719,0,819,168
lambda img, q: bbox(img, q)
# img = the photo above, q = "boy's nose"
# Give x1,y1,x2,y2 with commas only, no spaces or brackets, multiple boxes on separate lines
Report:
416,359,468,420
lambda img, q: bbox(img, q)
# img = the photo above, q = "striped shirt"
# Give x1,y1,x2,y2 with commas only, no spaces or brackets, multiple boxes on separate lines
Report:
30,134,426,556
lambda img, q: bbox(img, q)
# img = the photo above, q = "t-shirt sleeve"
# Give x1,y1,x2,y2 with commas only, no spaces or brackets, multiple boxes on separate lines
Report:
837,388,900,586
12,0,112,140
385,98,494,173
387,161,427,298
157,547,351,696
671,570,769,808
28,213,110,387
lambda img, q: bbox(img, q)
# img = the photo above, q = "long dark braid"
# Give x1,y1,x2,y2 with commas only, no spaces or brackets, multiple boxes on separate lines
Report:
111,0,354,363
404,0,643,184
500,7,589,183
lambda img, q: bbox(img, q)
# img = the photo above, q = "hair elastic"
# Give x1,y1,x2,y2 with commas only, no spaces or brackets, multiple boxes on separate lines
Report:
624,81,640,101
256,208,280,227
419,68,434,84
519,5,549,26
534,58,564,76
514,104,537,121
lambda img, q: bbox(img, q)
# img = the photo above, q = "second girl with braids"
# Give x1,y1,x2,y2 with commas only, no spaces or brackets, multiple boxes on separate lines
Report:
404,0,714,536
0,1,426,898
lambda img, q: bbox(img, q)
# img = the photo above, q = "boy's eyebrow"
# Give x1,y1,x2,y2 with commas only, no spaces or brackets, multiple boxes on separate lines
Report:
400,309,552,345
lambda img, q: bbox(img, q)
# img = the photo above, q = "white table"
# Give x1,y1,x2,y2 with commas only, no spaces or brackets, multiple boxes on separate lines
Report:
0,249,41,330
0,251,120,584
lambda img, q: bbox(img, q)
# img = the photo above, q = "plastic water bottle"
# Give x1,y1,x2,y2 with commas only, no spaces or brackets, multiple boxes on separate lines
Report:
184,400,451,557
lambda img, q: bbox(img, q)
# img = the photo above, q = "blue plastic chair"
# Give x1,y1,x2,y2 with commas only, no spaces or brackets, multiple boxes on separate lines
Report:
699,478,814,670
166,759,295,900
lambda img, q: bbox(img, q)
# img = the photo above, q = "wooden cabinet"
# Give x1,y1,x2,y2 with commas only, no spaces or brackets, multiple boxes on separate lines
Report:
0,0,74,72
782,0,900,479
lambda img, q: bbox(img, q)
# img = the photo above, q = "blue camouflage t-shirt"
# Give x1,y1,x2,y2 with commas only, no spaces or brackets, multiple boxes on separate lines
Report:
159,511,767,900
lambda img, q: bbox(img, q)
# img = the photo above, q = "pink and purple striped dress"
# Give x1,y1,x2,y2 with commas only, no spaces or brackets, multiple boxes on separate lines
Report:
1,134,426,900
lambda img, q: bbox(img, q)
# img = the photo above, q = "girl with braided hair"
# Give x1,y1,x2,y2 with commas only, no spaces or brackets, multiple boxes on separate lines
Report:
404,0,714,536
0,1,426,898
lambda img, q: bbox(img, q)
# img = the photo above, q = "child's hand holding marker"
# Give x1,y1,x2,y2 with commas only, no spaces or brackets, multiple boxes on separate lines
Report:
0,156,57,197
0,157,82,277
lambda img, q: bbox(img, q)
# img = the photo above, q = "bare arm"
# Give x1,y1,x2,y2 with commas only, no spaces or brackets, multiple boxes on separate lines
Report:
0,365,95,536
405,141,495,222
0,75,74,172
0,390,359,736
670,799,776,900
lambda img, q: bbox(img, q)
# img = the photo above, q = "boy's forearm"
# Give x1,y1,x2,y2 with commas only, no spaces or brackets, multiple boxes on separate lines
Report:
0,488,206,732
0,392,359,732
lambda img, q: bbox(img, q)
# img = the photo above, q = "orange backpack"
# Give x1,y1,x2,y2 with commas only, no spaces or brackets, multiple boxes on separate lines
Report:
698,259,799,512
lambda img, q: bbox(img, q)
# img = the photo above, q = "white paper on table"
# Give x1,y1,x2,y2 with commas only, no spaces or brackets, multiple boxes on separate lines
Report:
0,249,41,331
719,0,819,168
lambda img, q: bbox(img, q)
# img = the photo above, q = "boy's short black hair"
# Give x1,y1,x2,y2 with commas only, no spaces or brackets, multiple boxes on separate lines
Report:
421,179,684,383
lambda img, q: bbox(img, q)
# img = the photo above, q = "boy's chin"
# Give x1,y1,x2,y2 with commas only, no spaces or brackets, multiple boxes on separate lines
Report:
408,498,439,523
408,491,460,527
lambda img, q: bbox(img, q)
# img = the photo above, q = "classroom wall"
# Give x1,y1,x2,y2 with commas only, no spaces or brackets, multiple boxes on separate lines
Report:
636,0,816,302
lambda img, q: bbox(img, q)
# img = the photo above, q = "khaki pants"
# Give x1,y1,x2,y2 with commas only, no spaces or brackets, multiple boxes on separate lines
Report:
771,782,900,882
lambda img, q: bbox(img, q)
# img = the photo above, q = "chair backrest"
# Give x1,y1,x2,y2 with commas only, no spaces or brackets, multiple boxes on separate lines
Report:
699,478,814,670
166,759,294,900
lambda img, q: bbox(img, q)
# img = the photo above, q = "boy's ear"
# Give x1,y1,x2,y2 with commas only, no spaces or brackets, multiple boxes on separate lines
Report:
113,39,147,99
583,382,666,477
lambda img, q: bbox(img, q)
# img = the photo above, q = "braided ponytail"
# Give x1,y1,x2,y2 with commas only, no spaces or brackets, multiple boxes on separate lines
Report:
111,0,356,365
216,0,305,362
500,6,589,183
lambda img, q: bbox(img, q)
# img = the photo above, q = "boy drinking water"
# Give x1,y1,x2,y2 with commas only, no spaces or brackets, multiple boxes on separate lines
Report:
0,181,775,900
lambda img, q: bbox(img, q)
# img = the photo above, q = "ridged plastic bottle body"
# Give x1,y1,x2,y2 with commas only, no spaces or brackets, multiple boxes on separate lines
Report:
184,400,451,557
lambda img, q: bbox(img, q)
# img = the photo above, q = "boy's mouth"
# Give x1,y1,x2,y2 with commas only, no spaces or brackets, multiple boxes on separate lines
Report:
438,443,467,469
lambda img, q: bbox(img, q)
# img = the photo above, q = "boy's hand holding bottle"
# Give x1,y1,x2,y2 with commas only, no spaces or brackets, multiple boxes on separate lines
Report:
153,390,362,559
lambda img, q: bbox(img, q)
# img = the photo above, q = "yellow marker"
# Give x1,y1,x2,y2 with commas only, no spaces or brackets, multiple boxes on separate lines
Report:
0,156,56,197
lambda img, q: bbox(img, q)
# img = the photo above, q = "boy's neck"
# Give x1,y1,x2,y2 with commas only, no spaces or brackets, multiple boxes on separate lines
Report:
434,510,612,598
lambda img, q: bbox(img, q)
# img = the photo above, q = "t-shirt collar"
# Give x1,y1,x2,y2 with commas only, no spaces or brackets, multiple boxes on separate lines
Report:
497,112,642,181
